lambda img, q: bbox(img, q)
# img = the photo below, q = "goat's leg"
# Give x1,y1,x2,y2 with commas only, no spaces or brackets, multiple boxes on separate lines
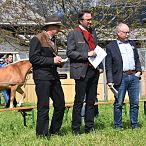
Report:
9,85,18,108
16,86,26,107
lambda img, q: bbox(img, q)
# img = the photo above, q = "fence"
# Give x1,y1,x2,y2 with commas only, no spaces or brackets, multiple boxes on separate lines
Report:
1,48,146,104
15,72,146,104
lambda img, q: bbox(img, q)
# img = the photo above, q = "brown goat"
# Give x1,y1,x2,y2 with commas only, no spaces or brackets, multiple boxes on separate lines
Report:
0,59,32,108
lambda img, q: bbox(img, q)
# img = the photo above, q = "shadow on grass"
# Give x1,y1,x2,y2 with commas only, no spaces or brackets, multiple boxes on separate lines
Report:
94,118,106,130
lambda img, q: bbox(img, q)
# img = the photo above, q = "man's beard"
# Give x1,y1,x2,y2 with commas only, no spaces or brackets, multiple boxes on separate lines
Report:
87,27,92,33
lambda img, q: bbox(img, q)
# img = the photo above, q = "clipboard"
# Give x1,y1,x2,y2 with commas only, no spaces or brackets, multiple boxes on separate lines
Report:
88,45,107,69
110,86,118,97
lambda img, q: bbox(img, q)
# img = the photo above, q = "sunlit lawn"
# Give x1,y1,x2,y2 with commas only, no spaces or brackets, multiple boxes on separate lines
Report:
0,102,146,146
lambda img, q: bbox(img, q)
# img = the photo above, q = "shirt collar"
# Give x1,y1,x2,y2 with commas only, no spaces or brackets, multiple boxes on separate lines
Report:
79,25,87,31
117,39,129,44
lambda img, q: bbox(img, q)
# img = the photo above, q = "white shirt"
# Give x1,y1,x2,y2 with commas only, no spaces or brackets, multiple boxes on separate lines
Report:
79,25,87,31
117,40,135,71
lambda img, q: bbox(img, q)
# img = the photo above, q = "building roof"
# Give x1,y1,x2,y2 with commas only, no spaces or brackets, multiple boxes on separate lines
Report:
0,42,28,52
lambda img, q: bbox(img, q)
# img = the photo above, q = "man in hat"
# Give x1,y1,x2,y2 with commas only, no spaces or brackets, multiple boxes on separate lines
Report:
29,16,65,137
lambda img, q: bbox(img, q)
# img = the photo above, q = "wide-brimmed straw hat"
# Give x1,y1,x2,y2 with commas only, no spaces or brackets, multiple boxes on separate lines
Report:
44,15,62,26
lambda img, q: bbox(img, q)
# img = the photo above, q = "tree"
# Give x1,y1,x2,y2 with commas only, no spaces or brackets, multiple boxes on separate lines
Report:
0,0,146,51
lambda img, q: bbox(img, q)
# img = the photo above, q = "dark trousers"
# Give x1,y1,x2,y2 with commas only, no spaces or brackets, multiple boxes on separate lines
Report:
35,79,65,136
114,74,139,128
72,68,99,132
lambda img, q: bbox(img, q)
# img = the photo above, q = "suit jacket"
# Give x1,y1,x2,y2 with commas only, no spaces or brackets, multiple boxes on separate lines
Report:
29,31,59,80
67,29,103,79
105,40,142,85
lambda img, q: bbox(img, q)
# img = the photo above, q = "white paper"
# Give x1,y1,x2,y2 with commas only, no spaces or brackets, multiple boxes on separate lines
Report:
88,45,107,69
60,58,68,66
61,58,68,63
110,86,118,97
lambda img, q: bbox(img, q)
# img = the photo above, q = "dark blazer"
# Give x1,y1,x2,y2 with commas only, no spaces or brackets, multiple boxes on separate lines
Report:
105,40,142,85
29,31,59,80
67,29,103,79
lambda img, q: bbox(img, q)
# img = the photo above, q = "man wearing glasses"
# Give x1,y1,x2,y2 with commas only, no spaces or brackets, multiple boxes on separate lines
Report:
67,10,103,134
105,23,142,129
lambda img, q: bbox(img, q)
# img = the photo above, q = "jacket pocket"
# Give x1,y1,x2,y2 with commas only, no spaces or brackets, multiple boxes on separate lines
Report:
70,63,83,69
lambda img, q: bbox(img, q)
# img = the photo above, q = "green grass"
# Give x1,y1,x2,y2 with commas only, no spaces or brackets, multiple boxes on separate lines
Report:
0,103,146,146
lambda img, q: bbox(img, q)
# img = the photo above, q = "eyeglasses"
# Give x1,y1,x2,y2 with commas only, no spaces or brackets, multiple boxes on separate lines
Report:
120,30,130,34
82,19,92,22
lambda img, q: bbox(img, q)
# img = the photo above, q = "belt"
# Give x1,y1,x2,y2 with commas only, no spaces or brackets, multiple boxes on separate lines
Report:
123,70,136,75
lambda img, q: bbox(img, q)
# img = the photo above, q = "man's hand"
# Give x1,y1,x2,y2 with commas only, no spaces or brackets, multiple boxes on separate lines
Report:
88,51,96,57
99,69,103,74
135,71,141,78
107,83,114,88
54,56,62,64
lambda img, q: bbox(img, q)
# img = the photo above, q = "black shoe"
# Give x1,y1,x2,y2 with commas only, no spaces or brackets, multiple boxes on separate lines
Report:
72,131,81,135
114,125,124,130
50,132,62,136
131,125,140,129
114,126,124,130
5,104,9,108
36,134,49,139
85,128,95,134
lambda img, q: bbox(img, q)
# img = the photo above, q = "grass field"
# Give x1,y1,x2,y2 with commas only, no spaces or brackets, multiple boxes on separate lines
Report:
0,103,146,146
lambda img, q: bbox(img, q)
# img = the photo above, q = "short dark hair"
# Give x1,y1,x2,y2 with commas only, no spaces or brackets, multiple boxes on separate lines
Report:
5,53,13,58
78,9,92,20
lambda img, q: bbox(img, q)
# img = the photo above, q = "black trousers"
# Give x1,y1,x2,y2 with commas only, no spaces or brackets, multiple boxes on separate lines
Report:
72,68,99,132
35,79,65,136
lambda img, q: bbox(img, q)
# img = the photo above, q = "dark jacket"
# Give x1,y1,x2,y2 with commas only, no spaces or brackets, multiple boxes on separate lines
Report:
105,40,142,85
67,29,103,79
29,31,59,80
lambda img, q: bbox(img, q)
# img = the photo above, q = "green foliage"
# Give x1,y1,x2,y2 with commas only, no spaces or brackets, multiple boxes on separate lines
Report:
0,103,146,146
0,0,145,50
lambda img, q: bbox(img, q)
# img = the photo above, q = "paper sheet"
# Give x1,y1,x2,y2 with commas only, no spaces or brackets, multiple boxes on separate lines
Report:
60,58,68,66
61,58,68,63
88,45,107,69
110,86,118,97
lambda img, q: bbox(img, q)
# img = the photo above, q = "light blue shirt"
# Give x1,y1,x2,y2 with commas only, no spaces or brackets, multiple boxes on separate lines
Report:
117,40,135,71
1,62,8,67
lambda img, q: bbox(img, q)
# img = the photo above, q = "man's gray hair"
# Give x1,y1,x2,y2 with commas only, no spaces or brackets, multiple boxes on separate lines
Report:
115,23,126,33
